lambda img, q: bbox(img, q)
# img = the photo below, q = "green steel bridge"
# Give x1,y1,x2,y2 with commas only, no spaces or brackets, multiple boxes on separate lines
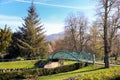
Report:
48,50,95,64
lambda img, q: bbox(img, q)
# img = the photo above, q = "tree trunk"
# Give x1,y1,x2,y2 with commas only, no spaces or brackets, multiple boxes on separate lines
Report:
104,0,110,68
71,30,77,51
115,53,118,61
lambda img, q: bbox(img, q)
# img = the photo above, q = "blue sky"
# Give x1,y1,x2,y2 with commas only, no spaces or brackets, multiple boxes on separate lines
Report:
0,0,97,35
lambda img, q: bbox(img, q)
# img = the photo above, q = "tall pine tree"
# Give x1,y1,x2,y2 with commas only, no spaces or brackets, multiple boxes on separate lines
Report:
18,2,47,58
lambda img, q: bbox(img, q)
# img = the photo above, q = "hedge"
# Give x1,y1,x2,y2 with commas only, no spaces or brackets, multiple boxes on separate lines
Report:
0,62,85,80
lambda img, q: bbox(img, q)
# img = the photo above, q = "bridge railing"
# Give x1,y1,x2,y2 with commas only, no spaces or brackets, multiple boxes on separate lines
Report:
48,50,95,64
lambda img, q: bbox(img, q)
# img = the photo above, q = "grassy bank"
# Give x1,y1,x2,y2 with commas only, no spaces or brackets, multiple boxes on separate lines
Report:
0,60,39,69
38,65,120,80
0,60,76,69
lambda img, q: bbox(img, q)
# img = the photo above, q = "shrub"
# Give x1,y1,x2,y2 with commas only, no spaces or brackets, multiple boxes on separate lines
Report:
23,62,85,79
0,72,24,80
34,59,49,68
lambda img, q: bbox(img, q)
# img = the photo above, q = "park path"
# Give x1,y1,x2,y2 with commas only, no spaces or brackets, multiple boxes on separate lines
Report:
81,60,120,66
95,62,120,66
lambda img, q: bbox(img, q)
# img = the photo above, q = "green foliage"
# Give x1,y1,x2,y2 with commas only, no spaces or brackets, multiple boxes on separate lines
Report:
0,25,12,57
53,63,85,74
17,3,47,57
22,62,85,78
34,59,49,68
7,32,23,58
0,72,22,80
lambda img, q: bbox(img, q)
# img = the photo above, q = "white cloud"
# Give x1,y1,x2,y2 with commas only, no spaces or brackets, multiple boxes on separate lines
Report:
0,15,22,21
0,14,64,35
0,14,23,31
0,0,14,5
0,21,22,26
44,22,64,35
15,0,94,10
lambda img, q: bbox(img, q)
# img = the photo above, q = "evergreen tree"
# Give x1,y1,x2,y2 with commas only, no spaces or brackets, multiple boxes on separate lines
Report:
7,32,23,59
18,2,47,58
0,25,12,57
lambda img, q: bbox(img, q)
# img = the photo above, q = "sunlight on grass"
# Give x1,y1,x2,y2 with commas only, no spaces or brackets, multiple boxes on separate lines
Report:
0,60,76,69
0,60,39,69
64,61,76,65
38,65,120,80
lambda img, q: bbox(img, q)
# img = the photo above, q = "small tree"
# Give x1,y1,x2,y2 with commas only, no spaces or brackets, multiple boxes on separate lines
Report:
17,2,47,58
88,22,104,58
0,25,12,58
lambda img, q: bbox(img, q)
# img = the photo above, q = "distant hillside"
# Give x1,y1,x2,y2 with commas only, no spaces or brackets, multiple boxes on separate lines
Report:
46,32,64,41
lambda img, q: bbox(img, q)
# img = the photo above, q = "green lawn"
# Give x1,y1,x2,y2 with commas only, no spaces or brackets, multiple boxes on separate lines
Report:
96,57,120,64
0,60,39,69
64,60,76,65
38,65,120,80
0,60,76,69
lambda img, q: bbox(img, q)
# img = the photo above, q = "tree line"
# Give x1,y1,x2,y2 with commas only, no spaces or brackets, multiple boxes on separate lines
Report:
0,0,120,68
48,0,120,68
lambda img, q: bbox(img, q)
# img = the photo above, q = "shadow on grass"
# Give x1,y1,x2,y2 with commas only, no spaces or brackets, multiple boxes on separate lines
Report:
75,67,105,73
53,66,106,76
71,66,106,74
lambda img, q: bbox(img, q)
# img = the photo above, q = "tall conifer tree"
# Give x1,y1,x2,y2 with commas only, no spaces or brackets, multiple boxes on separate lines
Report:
18,2,46,57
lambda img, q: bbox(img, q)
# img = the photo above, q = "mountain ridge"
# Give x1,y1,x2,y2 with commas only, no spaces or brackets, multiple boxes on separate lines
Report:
46,32,64,41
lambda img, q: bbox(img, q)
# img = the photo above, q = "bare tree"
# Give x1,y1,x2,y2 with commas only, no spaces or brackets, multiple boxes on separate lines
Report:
65,14,78,51
112,34,120,60
77,14,88,51
64,13,88,51
97,0,120,68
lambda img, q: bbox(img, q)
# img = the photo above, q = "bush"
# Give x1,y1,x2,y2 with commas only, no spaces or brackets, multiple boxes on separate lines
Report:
0,72,24,80
34,59,49,68
54,63,84,74
23,62,85,77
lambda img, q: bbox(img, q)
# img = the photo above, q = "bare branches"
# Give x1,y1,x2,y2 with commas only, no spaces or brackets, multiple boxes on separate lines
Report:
96,0,120,68
64,13,88,51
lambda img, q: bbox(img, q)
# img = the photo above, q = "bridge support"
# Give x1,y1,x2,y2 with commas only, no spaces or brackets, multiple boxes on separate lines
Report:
93,54,95,64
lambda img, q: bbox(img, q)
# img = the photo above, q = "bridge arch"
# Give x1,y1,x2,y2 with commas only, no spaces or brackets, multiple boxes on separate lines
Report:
48,50,95,64
49,50,80,62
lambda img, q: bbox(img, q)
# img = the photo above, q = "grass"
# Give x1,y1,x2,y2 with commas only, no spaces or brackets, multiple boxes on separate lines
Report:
0,60,76,69
96,56,120,63
64,60,76,65
38,65,120,80
0,60,39,69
